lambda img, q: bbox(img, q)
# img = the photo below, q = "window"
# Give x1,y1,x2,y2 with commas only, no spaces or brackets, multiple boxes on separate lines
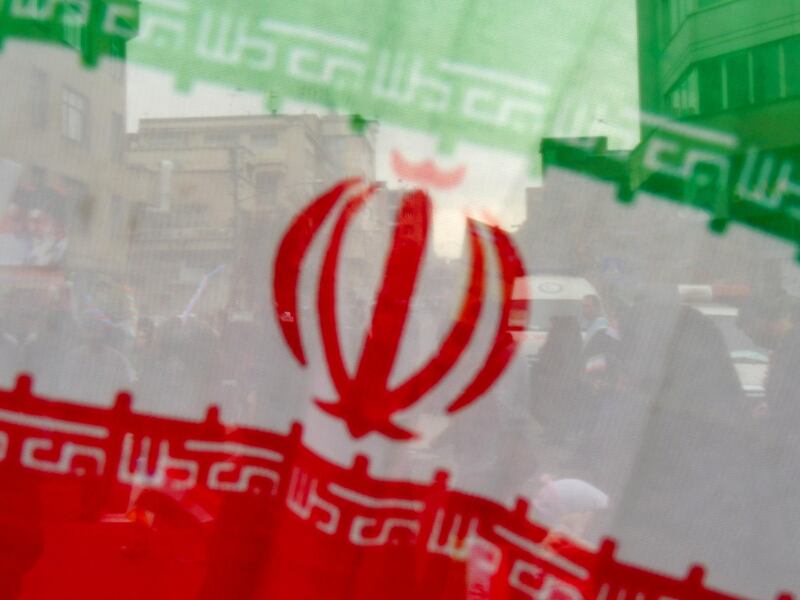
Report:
667,69,699,117
671,38,799,118
753,43,781,104
698,58,723,113
111,112,125,162
30,69,48,128
205,132,237,145
726,51,750,109
61,177,91,232
159,160,174,211
61,88,89,145
687,69,700,114
251,132,278,147
109,195,128,237
784,36,800,97
255,172,281,205
147,131,185,149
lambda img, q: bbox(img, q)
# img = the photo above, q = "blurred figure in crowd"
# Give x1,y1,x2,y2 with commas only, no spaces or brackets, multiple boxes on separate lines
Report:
0,290,54,389
572,298,623,482
57,308,134,406
130,316,155,377
0,203,30,266
182,316,223,406
135,316,221,417
0,295,35,388
217,314,285,421
738,293,800,429
736,292,800,590
609,301,780,594
764,311,800,438
27,209,66,266
582,293,621,365
533,477,608,546
136,317,195,415
531,315,585,446
26,308,76,397
580,294,608,347
737,292,793,349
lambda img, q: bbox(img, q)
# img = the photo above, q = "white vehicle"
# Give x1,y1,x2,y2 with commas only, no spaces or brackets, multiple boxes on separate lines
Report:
510,275,604,361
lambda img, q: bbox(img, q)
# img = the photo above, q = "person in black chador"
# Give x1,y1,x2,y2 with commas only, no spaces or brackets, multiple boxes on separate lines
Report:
531,315,585,445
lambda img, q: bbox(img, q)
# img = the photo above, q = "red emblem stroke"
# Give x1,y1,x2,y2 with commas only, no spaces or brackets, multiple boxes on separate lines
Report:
390,150,468,190
273,179,527,441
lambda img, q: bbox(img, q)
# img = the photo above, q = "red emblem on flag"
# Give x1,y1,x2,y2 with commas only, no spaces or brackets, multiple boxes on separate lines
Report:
273,179,527,440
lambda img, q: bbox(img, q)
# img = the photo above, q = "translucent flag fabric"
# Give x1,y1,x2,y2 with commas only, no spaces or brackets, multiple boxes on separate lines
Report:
0,0,798,598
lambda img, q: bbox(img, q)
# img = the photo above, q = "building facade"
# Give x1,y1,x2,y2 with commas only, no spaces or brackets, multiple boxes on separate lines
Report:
631,0,800,288
0,18,143,277
126,114,377,319
638,0,800,146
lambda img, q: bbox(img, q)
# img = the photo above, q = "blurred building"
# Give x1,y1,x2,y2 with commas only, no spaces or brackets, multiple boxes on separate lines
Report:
633,0,800,290
518,138,633,279
520,2,800,295
126,114,377,318
637,0,800,145
633,0,800,195
0,9,144,279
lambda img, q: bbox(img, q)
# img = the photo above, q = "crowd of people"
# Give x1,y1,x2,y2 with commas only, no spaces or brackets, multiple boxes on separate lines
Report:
0,289,286,421
518,289,800,589
0,281,799,590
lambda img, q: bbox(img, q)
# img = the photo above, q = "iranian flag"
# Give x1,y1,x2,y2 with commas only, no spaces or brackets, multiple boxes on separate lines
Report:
0,0,797,599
